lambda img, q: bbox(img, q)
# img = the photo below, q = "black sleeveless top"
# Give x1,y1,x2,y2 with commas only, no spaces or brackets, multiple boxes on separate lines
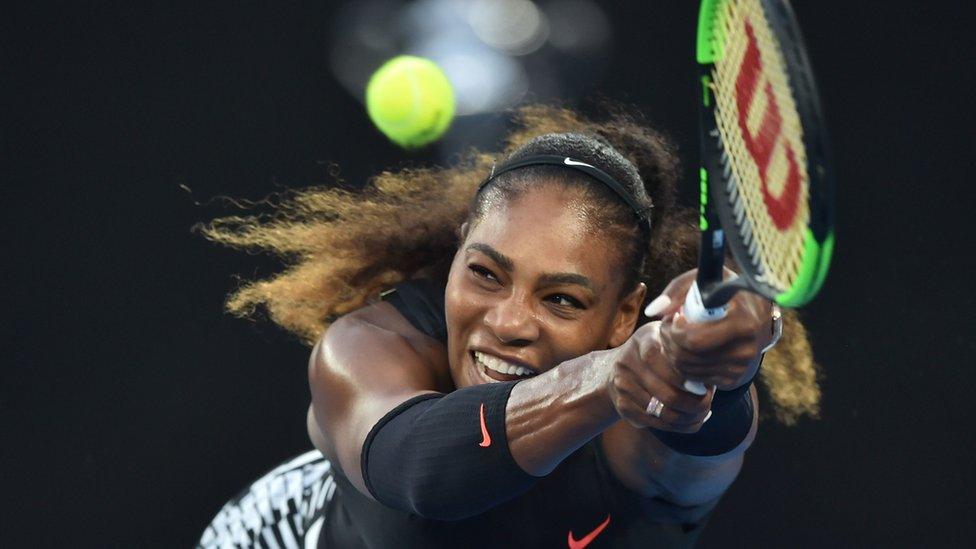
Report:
319,280,715,548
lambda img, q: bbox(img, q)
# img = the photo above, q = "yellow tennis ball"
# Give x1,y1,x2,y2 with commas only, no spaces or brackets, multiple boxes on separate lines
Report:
366,55,455,148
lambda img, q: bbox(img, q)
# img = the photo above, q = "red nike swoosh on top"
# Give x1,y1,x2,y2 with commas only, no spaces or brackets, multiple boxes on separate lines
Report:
567,514,611,549
478,403,491,447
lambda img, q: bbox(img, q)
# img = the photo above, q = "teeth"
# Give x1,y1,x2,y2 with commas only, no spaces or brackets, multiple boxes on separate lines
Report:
474,351,535,377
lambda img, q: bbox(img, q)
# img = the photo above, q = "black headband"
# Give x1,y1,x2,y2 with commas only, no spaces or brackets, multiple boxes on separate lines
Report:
476,154,651,234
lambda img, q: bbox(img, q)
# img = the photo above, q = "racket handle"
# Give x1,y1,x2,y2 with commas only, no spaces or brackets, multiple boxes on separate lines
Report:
680,280,727,395
683,279,728,322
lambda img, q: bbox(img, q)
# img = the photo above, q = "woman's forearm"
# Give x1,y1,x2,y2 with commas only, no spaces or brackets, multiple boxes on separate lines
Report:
506,349,619,476
602,386,758,506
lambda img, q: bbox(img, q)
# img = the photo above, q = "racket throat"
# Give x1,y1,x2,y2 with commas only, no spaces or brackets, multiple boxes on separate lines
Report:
693,226,750,311
700,277,747,309
696,225,726,286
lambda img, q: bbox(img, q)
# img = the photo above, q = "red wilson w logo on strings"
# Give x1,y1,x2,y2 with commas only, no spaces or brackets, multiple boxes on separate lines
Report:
734,20,802,231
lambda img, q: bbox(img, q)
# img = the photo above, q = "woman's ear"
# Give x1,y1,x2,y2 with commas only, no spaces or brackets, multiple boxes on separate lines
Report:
609,282,647,348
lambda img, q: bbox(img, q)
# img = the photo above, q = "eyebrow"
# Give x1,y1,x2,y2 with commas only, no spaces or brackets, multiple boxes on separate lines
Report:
468,243,514,272
465,243,597,294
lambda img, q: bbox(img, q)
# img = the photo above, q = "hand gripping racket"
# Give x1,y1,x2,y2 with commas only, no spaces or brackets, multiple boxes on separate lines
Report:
683,0,835,394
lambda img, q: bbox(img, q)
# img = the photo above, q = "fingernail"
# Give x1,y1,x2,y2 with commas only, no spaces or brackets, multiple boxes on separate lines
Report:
703,410,713,423
644,295,671,318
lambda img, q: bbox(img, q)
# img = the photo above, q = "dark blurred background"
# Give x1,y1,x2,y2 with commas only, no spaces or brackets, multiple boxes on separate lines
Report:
5,1,974,547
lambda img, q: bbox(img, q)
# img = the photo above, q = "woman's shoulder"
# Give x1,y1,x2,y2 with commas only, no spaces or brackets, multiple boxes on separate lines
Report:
320,300,446,367
312,278,451,392
341,300,448,367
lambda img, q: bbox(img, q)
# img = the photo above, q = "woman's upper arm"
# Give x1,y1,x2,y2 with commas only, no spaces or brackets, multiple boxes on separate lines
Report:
307,304,446,498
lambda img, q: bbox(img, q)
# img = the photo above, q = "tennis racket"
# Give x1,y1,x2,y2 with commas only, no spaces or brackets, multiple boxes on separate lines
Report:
683,0,835,394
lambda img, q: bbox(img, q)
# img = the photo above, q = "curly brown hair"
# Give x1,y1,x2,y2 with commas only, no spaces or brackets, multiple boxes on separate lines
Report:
197,105,821,424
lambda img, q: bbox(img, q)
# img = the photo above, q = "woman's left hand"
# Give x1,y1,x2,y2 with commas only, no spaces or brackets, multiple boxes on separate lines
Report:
646,269,773,391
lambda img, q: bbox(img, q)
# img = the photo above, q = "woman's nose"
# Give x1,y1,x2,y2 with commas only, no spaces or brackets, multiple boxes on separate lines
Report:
483,292,539,345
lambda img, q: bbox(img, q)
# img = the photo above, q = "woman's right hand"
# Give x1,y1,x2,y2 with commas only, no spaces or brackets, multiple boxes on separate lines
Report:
603,321,714,433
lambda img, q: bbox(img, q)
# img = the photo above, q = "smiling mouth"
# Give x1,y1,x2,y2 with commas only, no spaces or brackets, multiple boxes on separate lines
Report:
471,351,537,382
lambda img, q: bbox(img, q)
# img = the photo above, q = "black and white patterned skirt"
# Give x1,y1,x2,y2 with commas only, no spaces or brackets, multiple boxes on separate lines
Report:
198,450,336,549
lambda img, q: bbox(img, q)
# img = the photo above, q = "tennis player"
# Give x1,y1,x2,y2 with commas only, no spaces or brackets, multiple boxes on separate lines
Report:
197,106,820,548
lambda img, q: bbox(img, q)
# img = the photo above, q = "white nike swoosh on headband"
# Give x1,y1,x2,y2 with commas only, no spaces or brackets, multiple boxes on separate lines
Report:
563,157,595,168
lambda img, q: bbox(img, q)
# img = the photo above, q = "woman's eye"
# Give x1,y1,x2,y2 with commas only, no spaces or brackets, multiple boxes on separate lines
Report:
469,264,498,282
548,294,584,309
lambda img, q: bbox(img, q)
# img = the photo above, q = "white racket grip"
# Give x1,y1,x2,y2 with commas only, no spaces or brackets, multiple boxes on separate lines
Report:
680,281,727,396
683,279,728,323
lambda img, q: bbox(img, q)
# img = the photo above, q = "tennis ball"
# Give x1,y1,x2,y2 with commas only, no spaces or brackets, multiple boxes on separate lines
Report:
366,55,455,148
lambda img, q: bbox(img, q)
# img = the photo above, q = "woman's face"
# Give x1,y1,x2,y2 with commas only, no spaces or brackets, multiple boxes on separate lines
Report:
445,185,646,389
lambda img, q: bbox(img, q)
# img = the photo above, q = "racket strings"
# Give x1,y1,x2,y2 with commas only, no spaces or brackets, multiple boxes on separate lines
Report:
710,0,810,291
